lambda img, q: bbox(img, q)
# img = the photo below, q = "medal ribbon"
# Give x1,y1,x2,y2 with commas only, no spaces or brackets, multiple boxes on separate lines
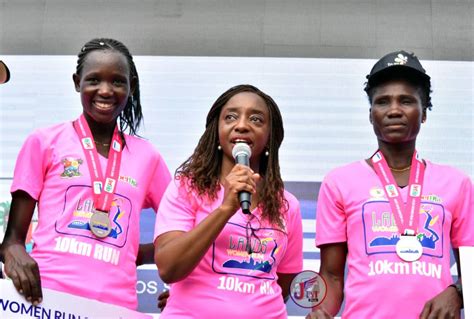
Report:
371,150,425,235
73,114,123,213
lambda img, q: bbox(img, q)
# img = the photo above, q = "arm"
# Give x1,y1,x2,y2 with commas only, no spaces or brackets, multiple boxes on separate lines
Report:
154,164,259,283
419,248,463,319
310,242,347,317
277,272,298,302
0,190,42,305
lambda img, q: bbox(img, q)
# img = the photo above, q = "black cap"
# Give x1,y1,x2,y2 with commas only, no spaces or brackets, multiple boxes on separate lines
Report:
0,61,11,84
366,50,430,86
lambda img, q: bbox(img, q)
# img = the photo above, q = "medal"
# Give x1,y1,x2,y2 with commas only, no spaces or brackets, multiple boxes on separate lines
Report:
90,210,112,238
371,150,425,262
396,235,422,261
74,115,123,238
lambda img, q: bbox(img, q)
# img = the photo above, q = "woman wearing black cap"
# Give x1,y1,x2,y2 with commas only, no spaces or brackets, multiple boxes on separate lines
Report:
0,60,11,84
307,51,472,318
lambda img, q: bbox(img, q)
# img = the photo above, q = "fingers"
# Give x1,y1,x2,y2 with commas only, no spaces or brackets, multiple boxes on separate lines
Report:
157,290,169,312
29,264,43,305
4,255,42,305
419,301,431,319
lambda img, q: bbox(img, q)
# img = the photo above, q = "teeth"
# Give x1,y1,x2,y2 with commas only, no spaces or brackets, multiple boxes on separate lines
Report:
234,139,249,144
95,102,113,109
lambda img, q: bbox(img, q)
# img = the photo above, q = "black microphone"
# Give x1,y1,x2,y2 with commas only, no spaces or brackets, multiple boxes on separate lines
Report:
232,143,252,214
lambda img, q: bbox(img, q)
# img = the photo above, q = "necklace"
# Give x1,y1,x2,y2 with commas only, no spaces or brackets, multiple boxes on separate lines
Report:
389,165,411,172
94,140,110,147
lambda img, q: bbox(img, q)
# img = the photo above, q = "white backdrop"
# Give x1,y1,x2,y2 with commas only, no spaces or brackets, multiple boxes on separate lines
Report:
0,56,472,187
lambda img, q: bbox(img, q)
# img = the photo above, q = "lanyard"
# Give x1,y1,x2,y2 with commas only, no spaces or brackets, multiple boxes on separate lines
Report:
73,114,123,214
371,150,425,236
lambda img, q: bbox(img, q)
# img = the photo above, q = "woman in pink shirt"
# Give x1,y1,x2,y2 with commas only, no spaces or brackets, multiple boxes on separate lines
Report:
308,51,472,319
154,84,303,318
0,38,171,310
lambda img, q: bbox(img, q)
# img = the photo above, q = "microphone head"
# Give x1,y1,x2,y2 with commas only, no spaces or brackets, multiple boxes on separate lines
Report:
232,142,251,160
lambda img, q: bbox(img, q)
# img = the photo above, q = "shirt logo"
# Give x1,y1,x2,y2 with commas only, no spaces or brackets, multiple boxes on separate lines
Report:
60,157,83,178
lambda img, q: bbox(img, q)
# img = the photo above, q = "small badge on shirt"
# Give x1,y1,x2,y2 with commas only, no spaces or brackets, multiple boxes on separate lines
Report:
385,184,398,197
82,137,94,149
60,157,83,178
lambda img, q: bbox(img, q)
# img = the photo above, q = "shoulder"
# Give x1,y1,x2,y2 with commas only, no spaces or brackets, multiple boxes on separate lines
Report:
24,122,73,146
426,160,471,184
31,122,72,138
323,160,367,183
123,134,165,161
283,189,299,207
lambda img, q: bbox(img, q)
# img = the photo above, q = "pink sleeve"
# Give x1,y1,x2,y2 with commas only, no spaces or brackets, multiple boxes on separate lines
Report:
277,195,303,274
143,151,171,211
154,180,197,241
450,176,474,247
315,175,347,247
10,131,50,200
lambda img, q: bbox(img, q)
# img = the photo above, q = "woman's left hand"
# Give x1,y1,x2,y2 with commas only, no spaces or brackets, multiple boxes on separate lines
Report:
157,290,169,312
419,285,462,319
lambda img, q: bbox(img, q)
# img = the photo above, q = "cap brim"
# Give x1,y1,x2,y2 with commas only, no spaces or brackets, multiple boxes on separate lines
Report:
368,65,430,86
0,61,11,84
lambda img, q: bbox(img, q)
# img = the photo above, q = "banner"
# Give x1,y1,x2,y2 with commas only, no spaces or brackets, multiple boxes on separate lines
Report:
0,280,152,319
460,246,474,319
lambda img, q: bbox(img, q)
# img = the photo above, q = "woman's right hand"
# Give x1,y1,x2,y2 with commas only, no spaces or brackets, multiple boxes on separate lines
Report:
220,164,260,214
306,309,334,319
2,243,42,305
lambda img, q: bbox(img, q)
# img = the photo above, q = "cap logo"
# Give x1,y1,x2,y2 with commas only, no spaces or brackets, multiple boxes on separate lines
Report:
387,53,408,66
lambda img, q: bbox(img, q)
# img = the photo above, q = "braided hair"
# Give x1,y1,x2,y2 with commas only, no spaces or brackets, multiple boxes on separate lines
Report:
76,38,143,136
176,84,288,228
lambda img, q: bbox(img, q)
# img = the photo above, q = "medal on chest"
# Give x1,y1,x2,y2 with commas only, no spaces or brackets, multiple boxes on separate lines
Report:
371,150,425,262
74,115,123,238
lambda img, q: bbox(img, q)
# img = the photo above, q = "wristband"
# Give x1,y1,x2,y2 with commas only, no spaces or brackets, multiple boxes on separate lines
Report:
448,282,463,308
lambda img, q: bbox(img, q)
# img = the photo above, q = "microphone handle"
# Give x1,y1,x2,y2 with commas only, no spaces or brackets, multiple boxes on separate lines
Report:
235,154,251,214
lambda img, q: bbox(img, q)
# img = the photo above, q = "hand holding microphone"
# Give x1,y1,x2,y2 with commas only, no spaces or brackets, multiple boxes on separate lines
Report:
232,143,253,214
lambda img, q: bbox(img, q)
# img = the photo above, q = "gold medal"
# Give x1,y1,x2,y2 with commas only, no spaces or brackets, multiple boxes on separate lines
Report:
90,210,112,238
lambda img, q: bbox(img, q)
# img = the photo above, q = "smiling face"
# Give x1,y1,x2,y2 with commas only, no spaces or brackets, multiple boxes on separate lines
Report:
73,50,134,127
370,79,426,145
218,92,270,171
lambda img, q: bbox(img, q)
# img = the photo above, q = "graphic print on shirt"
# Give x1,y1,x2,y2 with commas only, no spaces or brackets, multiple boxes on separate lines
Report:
362,188,444,259
60,157,83,178
211,221,287,280
55,185,132,248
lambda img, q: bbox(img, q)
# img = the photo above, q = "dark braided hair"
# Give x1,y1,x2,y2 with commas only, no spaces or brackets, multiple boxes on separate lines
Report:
76,38,143,136
176,84,288,228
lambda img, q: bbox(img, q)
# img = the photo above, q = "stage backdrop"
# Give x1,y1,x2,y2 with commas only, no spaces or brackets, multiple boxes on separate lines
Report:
0,56,471,317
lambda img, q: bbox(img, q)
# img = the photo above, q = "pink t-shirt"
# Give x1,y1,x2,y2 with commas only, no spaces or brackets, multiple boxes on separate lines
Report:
11,121,171,309
154,179,303,319
316,160,473,319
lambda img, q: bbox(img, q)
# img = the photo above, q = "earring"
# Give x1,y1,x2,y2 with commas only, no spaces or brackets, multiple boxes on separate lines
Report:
265,150,269,157
217,145,222,151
